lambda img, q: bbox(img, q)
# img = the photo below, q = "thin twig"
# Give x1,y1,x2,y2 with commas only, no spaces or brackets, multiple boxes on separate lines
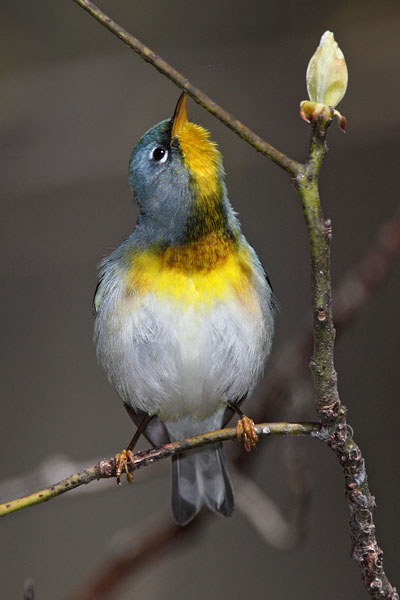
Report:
70,0,301,177
0,422,318,517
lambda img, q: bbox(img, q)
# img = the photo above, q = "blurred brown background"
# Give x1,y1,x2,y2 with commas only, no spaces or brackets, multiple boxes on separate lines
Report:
1,1,399,598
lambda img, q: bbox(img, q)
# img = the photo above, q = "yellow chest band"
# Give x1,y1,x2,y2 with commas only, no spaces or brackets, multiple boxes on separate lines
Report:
124,240,255,309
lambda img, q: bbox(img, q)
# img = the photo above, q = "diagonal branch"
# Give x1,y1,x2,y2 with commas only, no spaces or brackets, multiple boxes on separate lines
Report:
71,0,301,177
0,422,318,517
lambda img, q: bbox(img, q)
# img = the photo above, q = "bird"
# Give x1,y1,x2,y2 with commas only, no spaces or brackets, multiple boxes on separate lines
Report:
93,94,275,526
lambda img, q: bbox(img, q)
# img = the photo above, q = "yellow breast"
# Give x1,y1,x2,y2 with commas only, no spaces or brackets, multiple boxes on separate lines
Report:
124,235,256,310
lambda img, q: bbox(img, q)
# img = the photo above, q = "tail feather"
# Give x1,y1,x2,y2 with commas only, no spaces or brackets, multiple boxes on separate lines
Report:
171,443,234,526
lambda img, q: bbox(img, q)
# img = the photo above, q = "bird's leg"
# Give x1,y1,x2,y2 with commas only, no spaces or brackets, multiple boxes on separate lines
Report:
124,405,160,448
115,414,152,484
228,402,259,451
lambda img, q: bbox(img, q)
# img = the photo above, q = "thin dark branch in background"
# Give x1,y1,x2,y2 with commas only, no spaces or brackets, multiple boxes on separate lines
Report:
70,0,301,177
334,204,400,334
67,519,200,600
65,467,305,600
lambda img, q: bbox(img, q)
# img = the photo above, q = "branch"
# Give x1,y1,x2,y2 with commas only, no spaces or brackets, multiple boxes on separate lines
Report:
296,123,342,422
0,422,318,517
71,0,301,177
295,120,398,599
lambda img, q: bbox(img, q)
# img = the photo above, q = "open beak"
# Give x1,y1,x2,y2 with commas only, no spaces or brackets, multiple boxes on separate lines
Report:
171,93,188,142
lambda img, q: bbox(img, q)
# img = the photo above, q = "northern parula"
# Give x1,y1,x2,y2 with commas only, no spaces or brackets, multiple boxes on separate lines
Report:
93,94,275,525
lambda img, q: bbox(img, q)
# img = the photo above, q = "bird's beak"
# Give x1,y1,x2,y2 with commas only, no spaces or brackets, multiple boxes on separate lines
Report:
171,93,188,142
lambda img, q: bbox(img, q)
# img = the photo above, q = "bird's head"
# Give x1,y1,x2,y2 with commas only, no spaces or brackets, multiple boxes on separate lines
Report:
128,94,232,245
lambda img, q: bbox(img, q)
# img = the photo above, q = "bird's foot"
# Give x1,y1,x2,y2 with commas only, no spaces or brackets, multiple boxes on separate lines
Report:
236,415,259,451
114,449,135,484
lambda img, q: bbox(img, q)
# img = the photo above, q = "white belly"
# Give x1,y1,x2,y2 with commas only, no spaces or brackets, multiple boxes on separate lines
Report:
95,287,271,423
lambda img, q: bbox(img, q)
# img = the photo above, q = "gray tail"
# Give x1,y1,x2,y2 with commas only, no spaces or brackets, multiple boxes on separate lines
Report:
171,443,234,526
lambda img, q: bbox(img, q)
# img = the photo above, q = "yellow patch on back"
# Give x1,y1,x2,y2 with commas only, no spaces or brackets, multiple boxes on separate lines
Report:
177,122,221,201
124,242,256,311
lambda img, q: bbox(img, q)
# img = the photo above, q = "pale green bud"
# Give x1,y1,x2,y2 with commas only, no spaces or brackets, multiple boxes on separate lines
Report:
306,31,348,108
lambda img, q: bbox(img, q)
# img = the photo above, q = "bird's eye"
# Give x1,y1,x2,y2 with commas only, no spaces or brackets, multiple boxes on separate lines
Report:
150,147,168,163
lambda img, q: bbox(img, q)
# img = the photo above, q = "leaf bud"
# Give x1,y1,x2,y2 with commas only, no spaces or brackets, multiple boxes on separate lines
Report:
307,31,348,108
300,31,348,131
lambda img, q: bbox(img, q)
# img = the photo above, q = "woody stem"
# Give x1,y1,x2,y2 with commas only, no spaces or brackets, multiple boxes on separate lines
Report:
295,119,398,599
